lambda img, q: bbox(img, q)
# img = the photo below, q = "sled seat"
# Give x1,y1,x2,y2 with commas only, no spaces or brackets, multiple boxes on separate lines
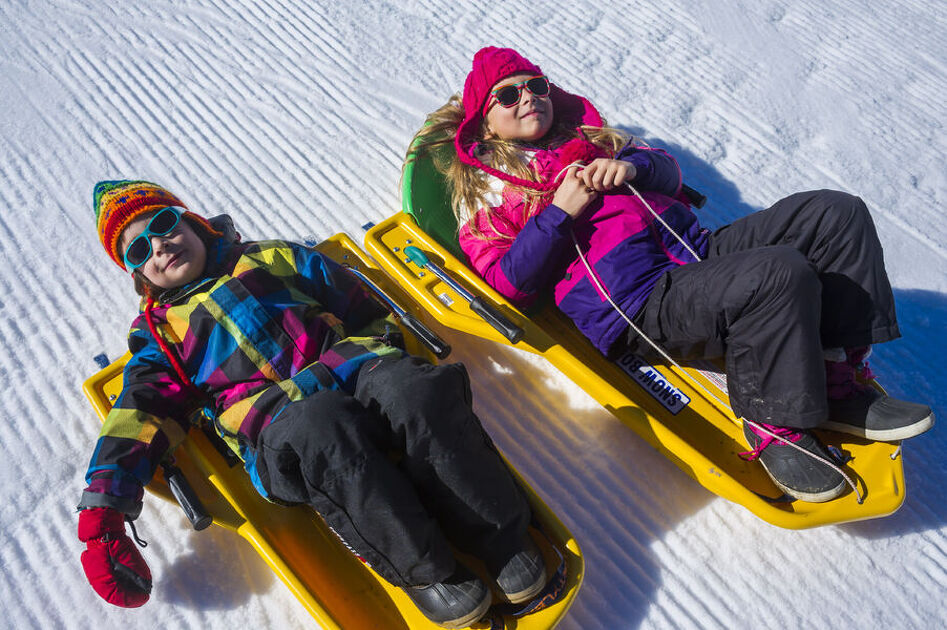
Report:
82,233,582,630
361,143,908,530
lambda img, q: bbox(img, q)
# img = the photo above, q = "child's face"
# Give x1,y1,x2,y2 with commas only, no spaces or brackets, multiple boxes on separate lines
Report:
485,73,554,143
120,211,207,289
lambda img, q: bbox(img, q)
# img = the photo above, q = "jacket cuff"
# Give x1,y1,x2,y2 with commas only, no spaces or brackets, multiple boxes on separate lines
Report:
77,490,143,520
620,152,654,184
537,204,573,231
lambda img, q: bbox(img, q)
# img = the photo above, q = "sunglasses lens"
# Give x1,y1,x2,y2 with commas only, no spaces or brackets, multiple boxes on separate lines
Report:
124,237,151,267
526,76,550,96
494,85,522,107
149,207,181,235
122,208,182,269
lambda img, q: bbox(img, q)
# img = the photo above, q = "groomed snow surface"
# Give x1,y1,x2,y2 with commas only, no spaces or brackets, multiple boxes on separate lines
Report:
1,1,945,628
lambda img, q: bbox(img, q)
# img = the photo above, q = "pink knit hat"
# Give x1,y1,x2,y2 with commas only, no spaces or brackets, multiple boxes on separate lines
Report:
454,46,604,191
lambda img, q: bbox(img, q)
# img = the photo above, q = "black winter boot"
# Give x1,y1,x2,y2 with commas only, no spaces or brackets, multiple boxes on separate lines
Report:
491,536,547,604
824,347,934,441
402,563,491,628
824,386,934,440
742,420,846,503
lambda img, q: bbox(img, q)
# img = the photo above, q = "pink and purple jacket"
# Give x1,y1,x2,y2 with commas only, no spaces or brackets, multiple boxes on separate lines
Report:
460,141,710,356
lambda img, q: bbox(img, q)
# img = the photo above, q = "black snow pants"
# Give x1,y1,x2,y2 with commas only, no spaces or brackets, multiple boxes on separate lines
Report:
255,354,531,587
624,190,899,428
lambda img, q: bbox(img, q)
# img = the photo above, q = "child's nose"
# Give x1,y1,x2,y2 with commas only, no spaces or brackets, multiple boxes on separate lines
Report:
151,234,170,254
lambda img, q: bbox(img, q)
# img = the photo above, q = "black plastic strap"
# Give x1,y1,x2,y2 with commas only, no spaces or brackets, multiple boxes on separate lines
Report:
125,518,148,548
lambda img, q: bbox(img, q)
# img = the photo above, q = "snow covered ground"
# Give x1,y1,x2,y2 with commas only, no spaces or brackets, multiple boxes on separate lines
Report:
1,0,945,628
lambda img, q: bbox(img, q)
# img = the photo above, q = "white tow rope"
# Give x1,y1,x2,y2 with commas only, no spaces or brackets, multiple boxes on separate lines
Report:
561,165,862,503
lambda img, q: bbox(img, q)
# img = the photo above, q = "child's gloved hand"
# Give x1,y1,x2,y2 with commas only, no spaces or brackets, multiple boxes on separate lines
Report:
78,507,152,607
580,158,636,192
552,166,598,218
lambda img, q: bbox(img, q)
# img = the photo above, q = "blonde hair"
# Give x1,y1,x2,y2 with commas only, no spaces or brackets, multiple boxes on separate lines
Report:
404,94,629,242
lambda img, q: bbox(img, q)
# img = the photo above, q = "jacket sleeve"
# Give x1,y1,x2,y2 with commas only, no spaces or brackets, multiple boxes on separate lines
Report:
292,243,393,337
616,142,683,197
78,323,196,518
460,202,575,307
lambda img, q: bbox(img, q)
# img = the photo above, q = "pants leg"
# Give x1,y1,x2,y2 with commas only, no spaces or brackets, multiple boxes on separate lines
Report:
629,246,828,428
353,355,532,570
257,388,456,587
708,189,900,347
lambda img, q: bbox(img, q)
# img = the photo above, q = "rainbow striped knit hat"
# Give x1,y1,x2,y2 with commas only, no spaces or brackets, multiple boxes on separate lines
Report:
93,180,218,269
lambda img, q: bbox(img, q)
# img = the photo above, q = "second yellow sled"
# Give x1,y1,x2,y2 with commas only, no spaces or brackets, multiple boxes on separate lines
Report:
361,145,908,530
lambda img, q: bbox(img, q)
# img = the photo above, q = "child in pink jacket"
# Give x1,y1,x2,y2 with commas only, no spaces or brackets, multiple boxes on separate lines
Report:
407,46,934,504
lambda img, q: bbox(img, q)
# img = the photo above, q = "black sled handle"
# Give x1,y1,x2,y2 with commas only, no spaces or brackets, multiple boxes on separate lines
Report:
470,297,524,344
343,265,451,359
681,184,707,209
163,463,213,531
398,312,452,359
404,246,524,344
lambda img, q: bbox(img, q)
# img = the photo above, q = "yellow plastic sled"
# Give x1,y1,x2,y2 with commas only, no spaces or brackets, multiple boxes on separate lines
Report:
82,234,582,630
360,147,908,530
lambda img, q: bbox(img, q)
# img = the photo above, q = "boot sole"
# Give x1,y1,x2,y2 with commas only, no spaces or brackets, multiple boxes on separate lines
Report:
822,411,934,442
497,570,547,605
437,594,492,629
757,459,847,503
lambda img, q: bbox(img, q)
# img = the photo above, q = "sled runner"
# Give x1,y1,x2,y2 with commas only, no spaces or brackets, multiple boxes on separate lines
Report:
361,145,908,530
82,234,582,630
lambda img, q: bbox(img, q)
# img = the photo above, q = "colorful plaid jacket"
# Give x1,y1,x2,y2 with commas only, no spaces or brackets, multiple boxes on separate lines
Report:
79,237,402,516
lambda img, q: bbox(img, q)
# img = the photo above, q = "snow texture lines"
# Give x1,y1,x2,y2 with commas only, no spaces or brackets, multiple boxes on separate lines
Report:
1,1,946,629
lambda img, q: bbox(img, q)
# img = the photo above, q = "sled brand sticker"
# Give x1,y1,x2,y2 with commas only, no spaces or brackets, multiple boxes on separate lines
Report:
615,352,691,415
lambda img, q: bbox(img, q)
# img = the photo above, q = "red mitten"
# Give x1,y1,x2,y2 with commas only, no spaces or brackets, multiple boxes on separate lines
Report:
78,507,152,607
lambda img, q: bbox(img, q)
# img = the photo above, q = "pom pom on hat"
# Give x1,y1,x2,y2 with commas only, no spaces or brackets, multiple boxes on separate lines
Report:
93,180,219,270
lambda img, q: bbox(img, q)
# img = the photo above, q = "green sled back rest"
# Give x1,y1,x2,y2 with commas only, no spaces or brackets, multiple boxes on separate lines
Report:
401,142,467,261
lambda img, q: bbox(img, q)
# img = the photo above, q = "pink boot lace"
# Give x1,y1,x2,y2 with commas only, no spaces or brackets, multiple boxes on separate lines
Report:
739,422,804,461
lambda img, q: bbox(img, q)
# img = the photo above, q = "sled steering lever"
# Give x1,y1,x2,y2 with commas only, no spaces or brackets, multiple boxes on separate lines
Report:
343,264,451,359
403,246,524,343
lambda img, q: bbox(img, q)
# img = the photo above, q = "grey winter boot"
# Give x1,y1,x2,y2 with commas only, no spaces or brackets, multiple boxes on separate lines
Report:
823,347,934,441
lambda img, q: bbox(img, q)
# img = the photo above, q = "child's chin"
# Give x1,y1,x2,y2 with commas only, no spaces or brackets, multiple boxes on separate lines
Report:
525,120,554,142
156,265,198,289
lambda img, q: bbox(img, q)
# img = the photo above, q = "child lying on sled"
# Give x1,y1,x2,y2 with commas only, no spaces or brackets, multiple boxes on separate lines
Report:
77,180,547,628
408,46,934,504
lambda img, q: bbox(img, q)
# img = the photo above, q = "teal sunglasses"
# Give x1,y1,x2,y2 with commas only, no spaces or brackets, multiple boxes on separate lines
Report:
123,206,183,270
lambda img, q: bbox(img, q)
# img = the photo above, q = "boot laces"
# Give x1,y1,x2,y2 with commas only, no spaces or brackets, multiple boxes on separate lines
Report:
739,423,804,461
